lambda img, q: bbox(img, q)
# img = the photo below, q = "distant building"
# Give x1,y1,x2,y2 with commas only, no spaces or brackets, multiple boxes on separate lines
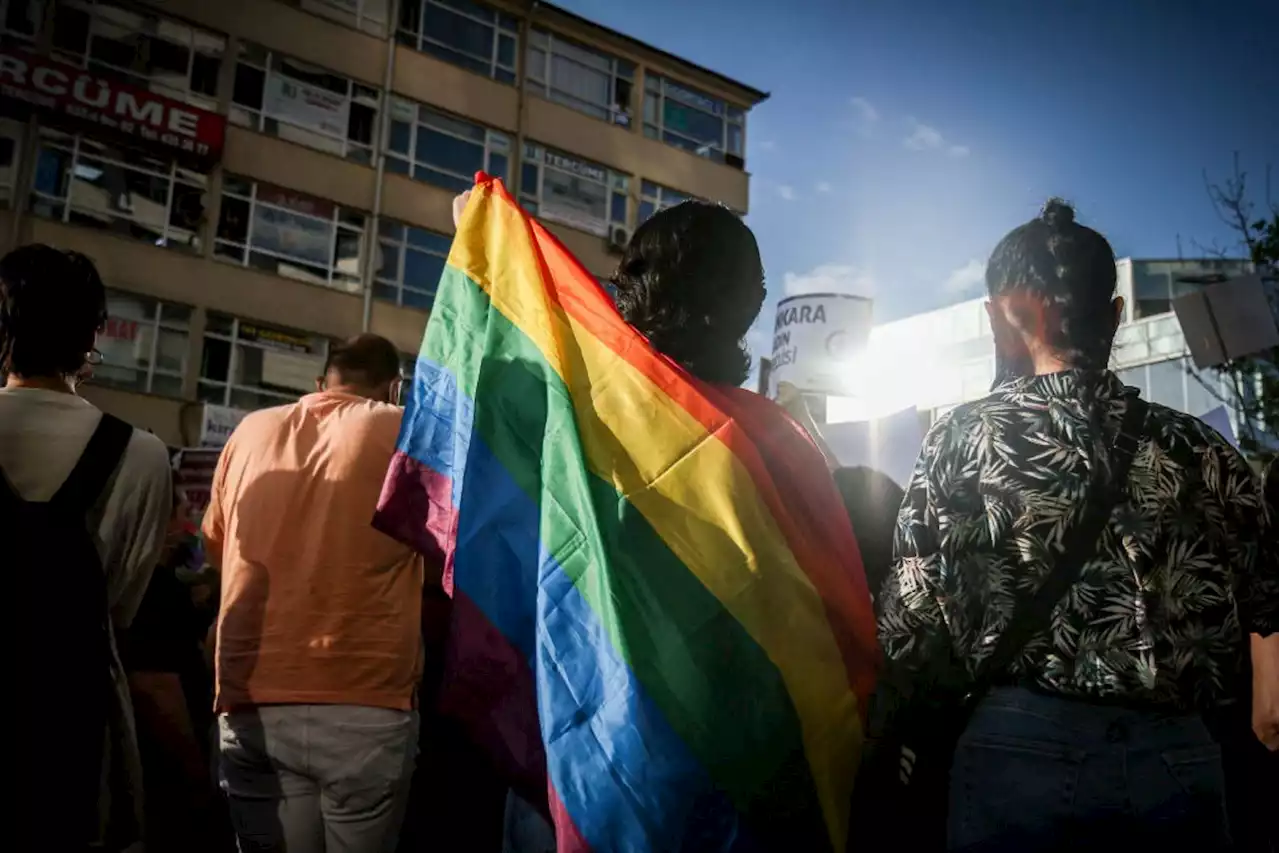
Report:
0,0,767,446
832,258,1275,449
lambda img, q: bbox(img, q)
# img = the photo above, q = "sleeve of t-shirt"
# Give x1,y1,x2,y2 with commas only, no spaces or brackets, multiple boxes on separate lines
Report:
201,434,234,571
103,431,174,630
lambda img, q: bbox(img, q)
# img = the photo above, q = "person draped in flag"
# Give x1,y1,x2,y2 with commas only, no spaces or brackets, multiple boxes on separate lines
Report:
398,184,878,853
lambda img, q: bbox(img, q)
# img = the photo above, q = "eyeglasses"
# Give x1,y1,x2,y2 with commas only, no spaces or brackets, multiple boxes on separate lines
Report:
85,349,104,366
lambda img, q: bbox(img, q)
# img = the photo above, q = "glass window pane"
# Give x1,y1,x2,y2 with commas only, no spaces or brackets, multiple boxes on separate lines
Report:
423,3,493,61
403,248,446,293
378,240,401,281
388,120,412,154
406,227,451,253
1146,358,1186,410
540,168,607,234
487,152,508,183
201,336,231,381
521,162,538,195
417,128,484,177
156,328,188,372
402,286,436,310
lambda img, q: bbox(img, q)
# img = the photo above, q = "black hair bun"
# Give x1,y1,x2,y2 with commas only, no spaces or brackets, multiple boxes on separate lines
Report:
1040,198,1076,230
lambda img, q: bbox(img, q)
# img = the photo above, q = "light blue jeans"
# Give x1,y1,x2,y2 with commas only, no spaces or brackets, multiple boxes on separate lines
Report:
948,687,1231,852
218,705,419,853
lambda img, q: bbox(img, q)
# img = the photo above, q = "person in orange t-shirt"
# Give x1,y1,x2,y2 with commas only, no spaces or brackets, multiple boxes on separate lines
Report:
203,333,424,853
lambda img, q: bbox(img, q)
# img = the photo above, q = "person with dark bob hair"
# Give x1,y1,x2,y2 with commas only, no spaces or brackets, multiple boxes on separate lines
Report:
610,200,766,386
877,200,1277,850
0,244,174,849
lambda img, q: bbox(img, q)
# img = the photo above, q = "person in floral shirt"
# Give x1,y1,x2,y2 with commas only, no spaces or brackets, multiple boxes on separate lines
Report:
877,199,1276,851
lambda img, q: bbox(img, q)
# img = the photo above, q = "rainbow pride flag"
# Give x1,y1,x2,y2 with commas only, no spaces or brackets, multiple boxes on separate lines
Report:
375,174,878,852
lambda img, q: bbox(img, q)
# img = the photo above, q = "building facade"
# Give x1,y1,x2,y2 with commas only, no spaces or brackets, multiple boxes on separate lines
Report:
0,0,767,446
833,258,1274,448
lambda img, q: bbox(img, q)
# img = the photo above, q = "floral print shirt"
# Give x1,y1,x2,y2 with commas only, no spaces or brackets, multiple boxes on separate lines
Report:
877,369,1277,710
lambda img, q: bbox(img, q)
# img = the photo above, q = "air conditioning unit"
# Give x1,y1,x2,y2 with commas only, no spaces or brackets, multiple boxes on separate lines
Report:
607,224,630,253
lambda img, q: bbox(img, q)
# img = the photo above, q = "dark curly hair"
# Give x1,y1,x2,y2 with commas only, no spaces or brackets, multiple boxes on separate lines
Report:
0,244,107,379
986,198,1118,375
611,201,765,386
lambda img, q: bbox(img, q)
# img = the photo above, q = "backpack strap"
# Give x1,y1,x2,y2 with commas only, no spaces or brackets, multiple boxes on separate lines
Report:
966,396,1150,701
50,414,134,515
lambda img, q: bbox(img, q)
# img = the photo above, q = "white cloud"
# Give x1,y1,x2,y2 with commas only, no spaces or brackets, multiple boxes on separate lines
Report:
783,263,876,298
777,184,797,202
904,119,945,151
815,181,833,194
904,118,970,157
850,96,880,124
943,258,985,295
759,139,777,152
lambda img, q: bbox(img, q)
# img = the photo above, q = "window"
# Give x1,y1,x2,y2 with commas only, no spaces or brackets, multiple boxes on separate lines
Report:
375,220,449,310
398,0,517,83
30,128,208,250
0,118,22,205
1132,266,1172,320
92,289,190,397
385,97,510,193
1,0,45,46
639,180,694,223
231,43,379,164
520,142,628,238
215,175,367,294
644,74,746,167
51,0,224,112
293,0,389,37
526,28,633,126
199,312,330,410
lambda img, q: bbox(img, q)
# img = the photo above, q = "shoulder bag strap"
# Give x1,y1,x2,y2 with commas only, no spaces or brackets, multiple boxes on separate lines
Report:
50,413,134,516
967,396,1149,701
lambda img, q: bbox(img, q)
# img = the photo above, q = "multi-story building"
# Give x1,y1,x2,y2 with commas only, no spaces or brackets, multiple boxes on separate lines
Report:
0,0,767,446
831,258,1276,450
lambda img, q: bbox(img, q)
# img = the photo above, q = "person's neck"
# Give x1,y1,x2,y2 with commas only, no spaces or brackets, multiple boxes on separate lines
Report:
5,374,76,394
320,383,384,402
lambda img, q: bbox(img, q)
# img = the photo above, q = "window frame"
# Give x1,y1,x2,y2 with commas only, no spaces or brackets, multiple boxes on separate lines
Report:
198,312,330,410
214,174,368,294
231,43,381,165
0,0,45,45
643,73,746,165
397,0,518,84
49,0,225,113
0,117,23,207
384,95,511,193
29,127,209,251
296,0,390,38
525,27,634,126
374,218,451,311
638,179,695,223
519,141,629,238
92,288,191,397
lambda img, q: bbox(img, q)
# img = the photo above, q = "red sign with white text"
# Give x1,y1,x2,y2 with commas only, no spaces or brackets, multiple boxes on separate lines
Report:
0,48,226,161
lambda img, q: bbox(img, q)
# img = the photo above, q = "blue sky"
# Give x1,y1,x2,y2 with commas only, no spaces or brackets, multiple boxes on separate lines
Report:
558,0,1278,359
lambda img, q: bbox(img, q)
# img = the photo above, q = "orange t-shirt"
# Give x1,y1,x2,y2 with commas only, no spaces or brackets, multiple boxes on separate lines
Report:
203,391,424,712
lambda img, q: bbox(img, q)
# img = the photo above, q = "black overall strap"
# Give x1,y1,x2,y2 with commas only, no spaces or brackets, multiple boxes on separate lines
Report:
50,413,134,515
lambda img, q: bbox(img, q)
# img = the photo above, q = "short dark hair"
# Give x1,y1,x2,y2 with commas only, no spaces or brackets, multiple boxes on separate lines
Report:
611,201,765,386
323,333,401,387
986,198,1118,370
0,244,107,378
